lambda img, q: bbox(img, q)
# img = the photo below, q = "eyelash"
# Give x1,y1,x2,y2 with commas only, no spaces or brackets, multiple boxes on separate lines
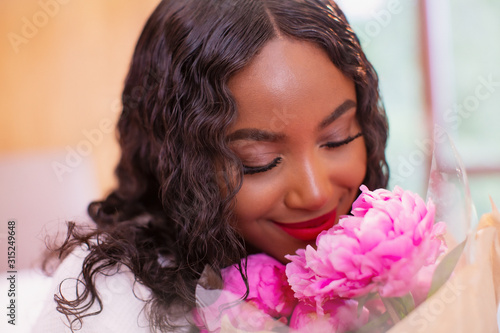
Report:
242,132,363,175
321,132,363,149
243,157,282,175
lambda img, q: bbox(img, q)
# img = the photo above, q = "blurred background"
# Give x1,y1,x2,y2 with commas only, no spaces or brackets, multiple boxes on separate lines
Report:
1,0,500,265
0,0,159,270
0,1,159,330
337,0,500,215
0,0,499,329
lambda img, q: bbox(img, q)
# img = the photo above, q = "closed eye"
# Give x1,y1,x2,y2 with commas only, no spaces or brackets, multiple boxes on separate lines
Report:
243,157,282,175
241,132,362,175
321,132,363,149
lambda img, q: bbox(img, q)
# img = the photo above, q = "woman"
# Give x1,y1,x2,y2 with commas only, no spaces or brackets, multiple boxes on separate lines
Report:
36,0,388,331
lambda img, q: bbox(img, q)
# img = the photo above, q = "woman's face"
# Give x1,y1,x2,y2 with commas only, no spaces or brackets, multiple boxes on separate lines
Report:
227,38,367,262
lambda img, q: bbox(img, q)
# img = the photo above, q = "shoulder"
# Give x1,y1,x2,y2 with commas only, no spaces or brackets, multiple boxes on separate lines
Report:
33,245,153,333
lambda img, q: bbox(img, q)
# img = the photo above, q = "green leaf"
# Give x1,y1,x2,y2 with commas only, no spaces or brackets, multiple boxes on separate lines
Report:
381,296,413,322
395,293,415,314
356,293,378,317
427,238,467,298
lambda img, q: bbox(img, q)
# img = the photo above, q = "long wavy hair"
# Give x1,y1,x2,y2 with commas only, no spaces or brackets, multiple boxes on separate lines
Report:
49,0,389,331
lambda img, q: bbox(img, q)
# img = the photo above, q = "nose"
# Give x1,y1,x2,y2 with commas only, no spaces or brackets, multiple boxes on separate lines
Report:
283,156,333,211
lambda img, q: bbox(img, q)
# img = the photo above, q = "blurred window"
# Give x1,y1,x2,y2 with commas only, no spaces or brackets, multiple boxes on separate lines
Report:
338,0,500,216
338,0,428,196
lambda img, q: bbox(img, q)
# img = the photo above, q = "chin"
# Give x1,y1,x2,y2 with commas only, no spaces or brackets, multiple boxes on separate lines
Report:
272,239,314,264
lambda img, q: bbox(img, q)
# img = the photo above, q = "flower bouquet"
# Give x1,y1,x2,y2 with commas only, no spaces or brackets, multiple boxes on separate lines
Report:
194,132,500,332
285,185,447,332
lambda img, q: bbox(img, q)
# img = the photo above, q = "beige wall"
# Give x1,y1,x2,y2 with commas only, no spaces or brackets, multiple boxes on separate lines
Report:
0,0,160,194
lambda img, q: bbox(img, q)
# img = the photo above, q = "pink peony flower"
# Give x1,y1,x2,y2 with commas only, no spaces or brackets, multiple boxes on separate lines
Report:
222,253,297,319
290,299,369,332
286,185,446,309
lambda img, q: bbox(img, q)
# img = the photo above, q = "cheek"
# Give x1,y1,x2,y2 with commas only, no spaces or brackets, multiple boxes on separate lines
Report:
233,179,280,225
330,140,368,209
340,141,367,187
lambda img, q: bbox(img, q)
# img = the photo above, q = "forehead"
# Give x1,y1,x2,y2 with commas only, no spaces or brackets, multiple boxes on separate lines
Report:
227,38,356,130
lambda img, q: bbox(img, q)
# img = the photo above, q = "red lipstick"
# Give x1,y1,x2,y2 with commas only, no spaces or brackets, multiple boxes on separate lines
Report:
273,209,337,241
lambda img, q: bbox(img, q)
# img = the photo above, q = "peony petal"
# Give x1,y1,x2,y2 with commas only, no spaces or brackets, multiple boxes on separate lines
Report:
371,235,413,260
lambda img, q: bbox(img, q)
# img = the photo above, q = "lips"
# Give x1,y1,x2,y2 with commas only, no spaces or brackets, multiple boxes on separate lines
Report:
273,209,337,241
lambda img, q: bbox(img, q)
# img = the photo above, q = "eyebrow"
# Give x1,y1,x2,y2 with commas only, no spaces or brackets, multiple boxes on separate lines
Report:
227,99,357,143
317,99,357,131
227,128,285,142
